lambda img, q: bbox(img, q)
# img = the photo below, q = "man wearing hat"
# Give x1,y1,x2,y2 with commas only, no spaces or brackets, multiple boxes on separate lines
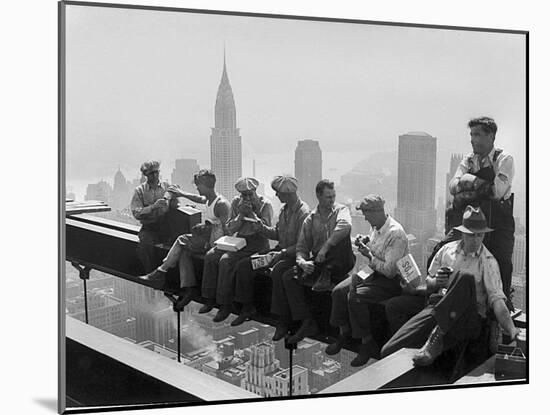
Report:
138,169,231,306
131,160,171,273
381,206,520,366
445,117,516,307
326,194,409,366
200,177,273,323
229,175,310,327
286,179,356,345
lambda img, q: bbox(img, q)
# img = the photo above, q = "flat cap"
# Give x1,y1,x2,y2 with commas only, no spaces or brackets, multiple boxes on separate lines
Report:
140,160,160,175
271,175,298,193
235,177,259,192
356,194,385,211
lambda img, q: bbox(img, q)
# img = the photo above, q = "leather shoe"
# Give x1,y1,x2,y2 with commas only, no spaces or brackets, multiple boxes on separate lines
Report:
231,306,256,327
174,287,199,311
412,325,445,366
325,333,349,355
198,300,215,314
272,323,289,341
213,305,232,323
287,318,318,344
350,343,374,367
139,269,166,289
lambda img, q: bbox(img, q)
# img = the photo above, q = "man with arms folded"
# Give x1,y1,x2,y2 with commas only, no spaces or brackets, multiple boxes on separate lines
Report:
326,195,408,366
443,117,515,307
381,206,520,366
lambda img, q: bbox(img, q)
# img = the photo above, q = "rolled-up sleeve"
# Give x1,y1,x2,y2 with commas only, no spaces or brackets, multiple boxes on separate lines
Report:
131,189,154,221
449,157,469,195
483,256,507,308
370,233,408,278
493,154,514,200
326,206,352,247
296,215,313,260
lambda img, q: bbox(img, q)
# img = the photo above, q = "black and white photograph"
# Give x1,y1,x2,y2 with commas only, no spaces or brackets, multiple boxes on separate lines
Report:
57,0,531,413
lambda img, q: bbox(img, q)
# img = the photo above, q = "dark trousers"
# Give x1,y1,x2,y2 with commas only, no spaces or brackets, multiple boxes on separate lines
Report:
270,259,311,322
385,294,426,335
381,271,483,358
137,226,164,273
201,237,269,305
330,272,402,339
233,257,260,305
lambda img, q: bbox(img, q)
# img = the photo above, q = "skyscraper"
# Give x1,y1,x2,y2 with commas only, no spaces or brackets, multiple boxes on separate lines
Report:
210,54,242,200
294,139,322,209
171,158,200,193
394,132,437,243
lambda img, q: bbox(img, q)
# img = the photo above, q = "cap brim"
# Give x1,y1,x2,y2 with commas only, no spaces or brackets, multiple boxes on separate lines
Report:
453,225,494,234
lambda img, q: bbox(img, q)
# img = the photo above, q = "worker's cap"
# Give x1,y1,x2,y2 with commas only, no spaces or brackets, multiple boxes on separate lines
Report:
271,175,298,193
235,177,259,192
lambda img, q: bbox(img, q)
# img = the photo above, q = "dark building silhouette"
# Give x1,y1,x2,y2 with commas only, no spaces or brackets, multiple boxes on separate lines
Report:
295,139,322,209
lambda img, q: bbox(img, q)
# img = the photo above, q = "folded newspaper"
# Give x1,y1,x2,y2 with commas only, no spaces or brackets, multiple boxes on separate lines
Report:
396,254,421,284
250,252,278,270
214,236,247,252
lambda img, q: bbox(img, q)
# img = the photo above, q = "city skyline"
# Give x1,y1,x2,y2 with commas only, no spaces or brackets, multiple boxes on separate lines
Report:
65,6,526,218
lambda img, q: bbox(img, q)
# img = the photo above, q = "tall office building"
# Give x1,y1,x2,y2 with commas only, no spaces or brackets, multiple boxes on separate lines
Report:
394,132,437,243
111,168,132,211
210,54,242,200
294,139,322,209
171,159,200,192
242,342,281,396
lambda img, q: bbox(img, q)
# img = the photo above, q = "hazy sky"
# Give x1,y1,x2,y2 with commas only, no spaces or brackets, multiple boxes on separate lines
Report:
65,4,526,206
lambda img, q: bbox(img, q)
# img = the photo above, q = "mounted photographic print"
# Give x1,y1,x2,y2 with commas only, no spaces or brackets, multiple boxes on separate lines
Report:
59,1,528,413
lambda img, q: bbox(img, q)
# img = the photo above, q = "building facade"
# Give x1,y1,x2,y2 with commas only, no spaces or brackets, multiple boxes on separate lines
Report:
210,55,242,200
394,132,437,244
294,139,322,209
171,159,200,193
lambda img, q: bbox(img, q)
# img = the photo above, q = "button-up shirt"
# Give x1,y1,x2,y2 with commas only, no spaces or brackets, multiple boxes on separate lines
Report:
451,147,514,200
365,215,409,278
131,181,170,225
428,239,505,318
261,199,310,255
296,203,352,259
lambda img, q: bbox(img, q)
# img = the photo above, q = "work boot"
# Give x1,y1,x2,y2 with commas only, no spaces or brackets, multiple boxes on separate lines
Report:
213,305,232,323
412,325,445,366
350,342,376,367
272,322,289,341
287,318,319,344
231,305,256,327
198,299,215,314
139,269,166,289
325,333,349,355
174,287,199,311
